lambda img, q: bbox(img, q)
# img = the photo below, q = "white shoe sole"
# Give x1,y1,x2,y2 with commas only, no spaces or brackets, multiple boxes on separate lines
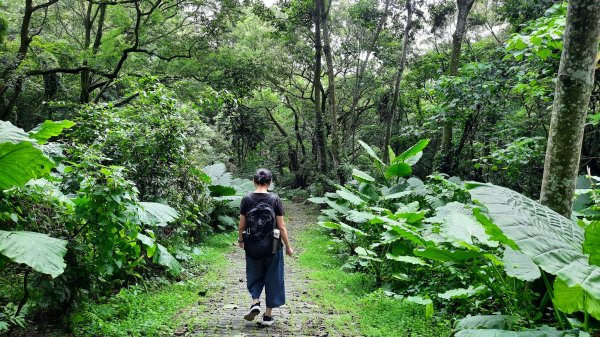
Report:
259,320,275,326
244,308,261,321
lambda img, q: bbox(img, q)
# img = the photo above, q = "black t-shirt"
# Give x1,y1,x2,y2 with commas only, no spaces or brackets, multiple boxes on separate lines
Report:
240,192,285,216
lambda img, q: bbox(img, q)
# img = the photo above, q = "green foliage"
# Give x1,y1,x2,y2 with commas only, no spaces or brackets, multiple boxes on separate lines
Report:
70,232,235,337
0,231,67,278
313,139,600,333
296,227,452,337
505,3,566,62
29,120,75,145
0,142,54,189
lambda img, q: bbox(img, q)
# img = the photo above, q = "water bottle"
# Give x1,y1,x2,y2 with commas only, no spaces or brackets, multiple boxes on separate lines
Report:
272,229,280,253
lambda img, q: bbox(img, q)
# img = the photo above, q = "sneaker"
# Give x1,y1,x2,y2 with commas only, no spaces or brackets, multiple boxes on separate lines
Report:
259,315,275,326
243,302,261,321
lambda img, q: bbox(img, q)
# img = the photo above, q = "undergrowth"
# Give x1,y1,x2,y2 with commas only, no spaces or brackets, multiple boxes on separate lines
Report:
296,226,453,337
69,232,236,336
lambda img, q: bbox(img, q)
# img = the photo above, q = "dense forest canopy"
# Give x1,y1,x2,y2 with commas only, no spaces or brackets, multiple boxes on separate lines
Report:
1,0,600,335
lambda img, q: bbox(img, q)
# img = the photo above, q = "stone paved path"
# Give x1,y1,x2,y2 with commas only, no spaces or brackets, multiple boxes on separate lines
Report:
175,202,333,337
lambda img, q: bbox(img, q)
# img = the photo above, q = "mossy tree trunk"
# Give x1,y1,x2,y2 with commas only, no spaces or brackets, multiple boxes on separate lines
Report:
539,0,600,217
313,0,327,172
320,0,341,181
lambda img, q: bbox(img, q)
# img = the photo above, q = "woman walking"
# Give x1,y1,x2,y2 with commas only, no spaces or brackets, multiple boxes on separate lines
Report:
238,168,293,326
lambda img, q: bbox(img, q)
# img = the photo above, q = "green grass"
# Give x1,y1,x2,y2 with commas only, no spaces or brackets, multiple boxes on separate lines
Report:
295,226,453,337
69,232,237,337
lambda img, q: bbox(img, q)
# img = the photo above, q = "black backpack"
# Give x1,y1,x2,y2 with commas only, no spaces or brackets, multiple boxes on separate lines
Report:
243,194,278,260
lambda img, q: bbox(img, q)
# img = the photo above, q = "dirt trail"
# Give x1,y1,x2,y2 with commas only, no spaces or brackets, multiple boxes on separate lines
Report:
176,202,332,337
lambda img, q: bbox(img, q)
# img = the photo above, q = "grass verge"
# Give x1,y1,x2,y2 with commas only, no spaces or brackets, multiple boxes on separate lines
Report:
69,232,236,337
295,226,452,337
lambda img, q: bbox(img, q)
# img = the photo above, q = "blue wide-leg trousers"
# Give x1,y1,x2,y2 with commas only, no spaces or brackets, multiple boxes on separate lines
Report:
245,248,285,308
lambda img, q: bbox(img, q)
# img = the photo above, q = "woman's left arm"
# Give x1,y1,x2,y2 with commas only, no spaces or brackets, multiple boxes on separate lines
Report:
276,216,293,256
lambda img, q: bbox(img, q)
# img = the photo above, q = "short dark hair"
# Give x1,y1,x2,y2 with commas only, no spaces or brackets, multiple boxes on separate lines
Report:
253,168,272,185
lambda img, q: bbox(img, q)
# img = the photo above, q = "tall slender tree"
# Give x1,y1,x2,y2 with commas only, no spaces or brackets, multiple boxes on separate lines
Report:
439,0,475,174
313,0,328,172
383,0,413,164
320,0,341,180
539,0,600,217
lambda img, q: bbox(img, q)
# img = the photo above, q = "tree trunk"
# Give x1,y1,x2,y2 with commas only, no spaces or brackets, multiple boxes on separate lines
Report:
349,0,391,162
0,0,58,121
313,0,327,172
383,0,413,164
438,0,475,174
320,0,341,180
539,0,600,217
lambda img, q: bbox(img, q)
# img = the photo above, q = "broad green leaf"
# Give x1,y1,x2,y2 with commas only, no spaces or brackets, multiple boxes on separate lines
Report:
336,187,364,205
438,285,486,300
156,244,182,275
385,163,412,178
0,142,54,189
392,273,410,281
325,200,350,214
395,139,430,165
212,195,242,202
382,191,412,200
319,221,367,236
553,278,600,320
385,253,430,266
307,197,328,204
439,212,498,248
218,215,237,227
455,315,519,330
502,247,541,282
354,246,370,256
347,210,375,223
0,230,67,278
0,121,35,144
414,247,480,263
139,202,179,227
473,208,518,249
29,120,75,145
208,185,237,196
352,168,375,183
203,163,233,186
190,167,212,183
137,233,155,247
387,146,396,163
388,223,427,246
583,221,600,266
467,182,600,299
358,140,384,166
406,295,434,319
454,329,577,337
320,209,340,222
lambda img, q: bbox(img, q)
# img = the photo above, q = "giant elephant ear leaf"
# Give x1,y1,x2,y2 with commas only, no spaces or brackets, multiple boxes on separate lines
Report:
156,243,182,276
467,182,600,299
583,221,600,266
502,247,541,282
454,328,581,337
0,121,36,144
0,230,67,278
139,202,180,227
553,278,600,320
29,120,75,145
0,142,54,189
